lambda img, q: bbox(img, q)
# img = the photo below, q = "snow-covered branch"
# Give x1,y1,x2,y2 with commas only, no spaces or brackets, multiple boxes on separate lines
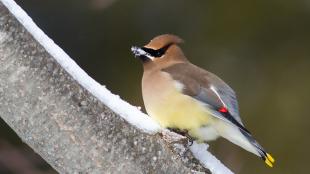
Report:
0,0,233,173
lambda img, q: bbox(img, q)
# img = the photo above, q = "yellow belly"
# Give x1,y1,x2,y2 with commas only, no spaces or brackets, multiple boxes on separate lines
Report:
144,86,211,131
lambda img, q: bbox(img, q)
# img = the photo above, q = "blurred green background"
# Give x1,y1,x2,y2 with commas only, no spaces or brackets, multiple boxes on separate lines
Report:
1,0,310,173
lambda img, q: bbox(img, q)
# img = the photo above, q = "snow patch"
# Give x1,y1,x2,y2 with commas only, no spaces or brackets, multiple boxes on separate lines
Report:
190,142,234,174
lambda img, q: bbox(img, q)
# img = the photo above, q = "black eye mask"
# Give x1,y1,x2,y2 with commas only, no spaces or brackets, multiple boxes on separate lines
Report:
141,44,172,58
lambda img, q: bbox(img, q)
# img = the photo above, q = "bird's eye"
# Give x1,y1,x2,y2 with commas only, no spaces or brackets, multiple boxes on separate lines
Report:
142,43,172,58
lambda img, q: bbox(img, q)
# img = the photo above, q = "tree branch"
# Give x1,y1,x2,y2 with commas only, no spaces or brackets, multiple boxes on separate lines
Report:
0,0,233,173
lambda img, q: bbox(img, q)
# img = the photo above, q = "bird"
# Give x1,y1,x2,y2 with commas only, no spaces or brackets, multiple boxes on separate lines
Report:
131,34,275,167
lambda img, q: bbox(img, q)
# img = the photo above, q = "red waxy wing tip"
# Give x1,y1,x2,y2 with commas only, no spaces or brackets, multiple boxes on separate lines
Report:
218,107,228,113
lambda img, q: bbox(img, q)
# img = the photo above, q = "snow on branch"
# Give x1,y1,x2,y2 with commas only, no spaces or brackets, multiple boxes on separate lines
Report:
0,0,232,174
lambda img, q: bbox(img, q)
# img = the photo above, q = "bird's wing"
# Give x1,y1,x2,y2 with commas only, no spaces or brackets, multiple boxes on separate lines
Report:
163,63,276,167
162,62,245,128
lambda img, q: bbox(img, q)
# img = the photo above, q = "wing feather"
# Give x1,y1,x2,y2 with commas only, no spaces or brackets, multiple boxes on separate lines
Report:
162,63,243,126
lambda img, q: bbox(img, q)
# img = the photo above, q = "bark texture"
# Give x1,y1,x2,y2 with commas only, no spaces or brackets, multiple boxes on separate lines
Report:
0,3,210,174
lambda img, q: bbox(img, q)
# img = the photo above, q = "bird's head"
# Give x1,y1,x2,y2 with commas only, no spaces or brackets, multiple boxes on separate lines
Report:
131,34,187,67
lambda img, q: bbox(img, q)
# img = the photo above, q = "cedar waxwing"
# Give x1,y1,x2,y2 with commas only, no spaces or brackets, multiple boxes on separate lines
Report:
131,34,275,167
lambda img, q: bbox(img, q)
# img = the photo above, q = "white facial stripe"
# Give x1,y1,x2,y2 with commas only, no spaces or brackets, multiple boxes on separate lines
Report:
210,85,227,107
131,46,155,60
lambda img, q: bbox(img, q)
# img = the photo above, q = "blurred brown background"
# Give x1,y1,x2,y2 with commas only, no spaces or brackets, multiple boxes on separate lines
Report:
1,0,310,173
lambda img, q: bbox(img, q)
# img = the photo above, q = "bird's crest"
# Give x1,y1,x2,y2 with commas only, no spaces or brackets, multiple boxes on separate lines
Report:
144,34,183,50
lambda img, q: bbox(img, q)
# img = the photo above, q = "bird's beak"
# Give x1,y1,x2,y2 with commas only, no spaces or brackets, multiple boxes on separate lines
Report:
131,46,154,62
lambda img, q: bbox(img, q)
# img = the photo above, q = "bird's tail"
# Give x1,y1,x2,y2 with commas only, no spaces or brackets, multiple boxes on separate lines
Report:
240,129,275,167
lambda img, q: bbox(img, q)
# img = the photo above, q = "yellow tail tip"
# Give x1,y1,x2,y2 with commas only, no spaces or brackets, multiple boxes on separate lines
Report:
265,153,275,167
267,153,275,163
265,159,273,167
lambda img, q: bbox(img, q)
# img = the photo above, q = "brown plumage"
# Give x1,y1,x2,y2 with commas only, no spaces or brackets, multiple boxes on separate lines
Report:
131,34,275,167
